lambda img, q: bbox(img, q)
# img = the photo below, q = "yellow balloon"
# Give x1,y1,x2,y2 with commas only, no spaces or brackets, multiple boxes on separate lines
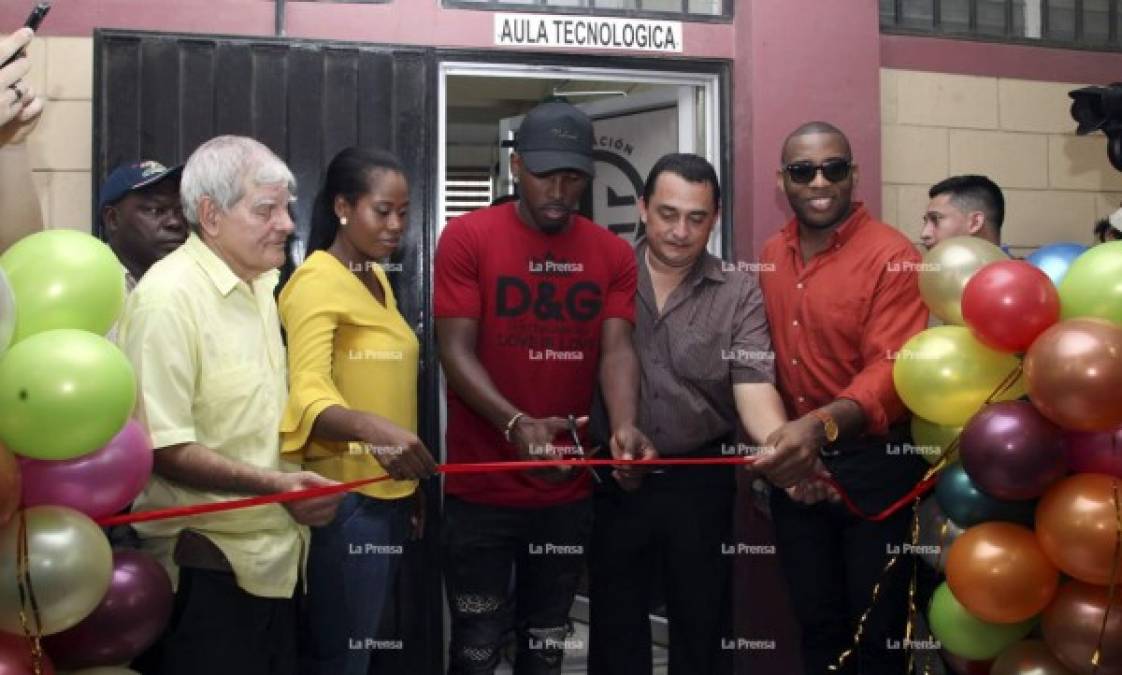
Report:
911,416,963,466
919,236,1009,325
893,326,1026,427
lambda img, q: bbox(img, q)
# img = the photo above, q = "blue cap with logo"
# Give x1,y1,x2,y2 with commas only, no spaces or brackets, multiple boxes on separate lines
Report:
99,160,183,212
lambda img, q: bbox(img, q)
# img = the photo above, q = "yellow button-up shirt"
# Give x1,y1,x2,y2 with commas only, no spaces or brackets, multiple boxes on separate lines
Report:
279,251,419,500
117,233,307,599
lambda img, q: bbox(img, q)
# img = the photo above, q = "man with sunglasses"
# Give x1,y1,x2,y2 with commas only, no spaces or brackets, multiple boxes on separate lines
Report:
757,122,929,675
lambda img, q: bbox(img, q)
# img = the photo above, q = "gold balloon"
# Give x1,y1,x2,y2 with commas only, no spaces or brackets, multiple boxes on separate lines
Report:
0,442,18,527
893,326,1027,427
911,415,962,465
991,640,1076,675
920,236,1010,325
0,506,112,635
1035,473,1119,586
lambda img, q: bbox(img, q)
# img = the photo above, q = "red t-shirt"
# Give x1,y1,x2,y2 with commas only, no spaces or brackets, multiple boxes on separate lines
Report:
434,202,636,507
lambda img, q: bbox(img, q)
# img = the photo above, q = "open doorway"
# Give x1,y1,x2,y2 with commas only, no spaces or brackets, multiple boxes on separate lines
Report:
438,60,726,674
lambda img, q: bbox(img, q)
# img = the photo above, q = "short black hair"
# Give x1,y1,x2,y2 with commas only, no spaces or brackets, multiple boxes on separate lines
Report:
1094,217,1122,243
929,175,1005,231
781,121,852,164
642,153,721,211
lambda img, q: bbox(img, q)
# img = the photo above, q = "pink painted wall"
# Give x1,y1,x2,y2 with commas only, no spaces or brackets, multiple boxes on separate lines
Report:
882,32,1122,85
736,0,884,262
0,1,734,59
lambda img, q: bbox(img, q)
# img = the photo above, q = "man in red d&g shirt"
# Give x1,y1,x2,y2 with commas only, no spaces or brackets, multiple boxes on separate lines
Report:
757,121,929,675
435,100,654,675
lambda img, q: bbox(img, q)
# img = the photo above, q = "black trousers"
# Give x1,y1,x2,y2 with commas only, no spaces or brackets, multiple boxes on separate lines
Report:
442,495,593,675
770,430,929,675
588,471,734,675
133,567,298,675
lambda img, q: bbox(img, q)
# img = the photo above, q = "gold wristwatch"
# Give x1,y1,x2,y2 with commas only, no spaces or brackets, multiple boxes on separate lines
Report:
810,409,839,443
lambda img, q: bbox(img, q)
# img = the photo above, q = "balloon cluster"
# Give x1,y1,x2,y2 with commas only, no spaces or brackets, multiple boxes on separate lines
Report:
894,237,1122,675
0,231,171,673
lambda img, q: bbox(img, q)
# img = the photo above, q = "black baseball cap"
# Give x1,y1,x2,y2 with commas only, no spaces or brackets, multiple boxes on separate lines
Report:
99,160,183,212
515,101,596,177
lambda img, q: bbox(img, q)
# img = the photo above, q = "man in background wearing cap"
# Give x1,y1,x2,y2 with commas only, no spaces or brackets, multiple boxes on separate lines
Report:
99,160,187,291
435,100,655,674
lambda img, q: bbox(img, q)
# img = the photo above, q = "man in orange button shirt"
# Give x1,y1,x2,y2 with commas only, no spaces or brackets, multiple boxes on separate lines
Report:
756,122,930,675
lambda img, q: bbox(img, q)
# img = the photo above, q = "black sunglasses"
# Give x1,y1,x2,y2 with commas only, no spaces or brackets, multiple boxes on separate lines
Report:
783,158,853,184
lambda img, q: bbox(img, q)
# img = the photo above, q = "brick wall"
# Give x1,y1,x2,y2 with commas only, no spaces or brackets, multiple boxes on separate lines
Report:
881,68,1122,253
25,36,93,233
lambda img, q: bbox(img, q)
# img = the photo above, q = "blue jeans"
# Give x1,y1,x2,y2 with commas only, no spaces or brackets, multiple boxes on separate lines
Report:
299,492,412,675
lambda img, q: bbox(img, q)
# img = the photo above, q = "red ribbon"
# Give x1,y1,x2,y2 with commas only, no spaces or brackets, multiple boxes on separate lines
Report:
96,457,938,528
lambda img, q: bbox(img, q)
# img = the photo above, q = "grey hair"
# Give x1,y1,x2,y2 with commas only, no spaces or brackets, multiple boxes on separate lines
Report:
180,135,296,229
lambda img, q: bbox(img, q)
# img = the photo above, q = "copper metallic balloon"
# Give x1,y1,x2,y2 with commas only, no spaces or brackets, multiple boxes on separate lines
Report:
945,522,1059,623
0,506,112,636
0,444,17,528
992,640,1076,675
1043,581,1122,675
1036,473,1120,586
920,236,1010,325
1024,318,1122,432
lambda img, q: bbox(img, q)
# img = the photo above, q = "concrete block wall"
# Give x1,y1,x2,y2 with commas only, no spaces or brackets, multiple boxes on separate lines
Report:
881,69,1122,253
25,36,93,233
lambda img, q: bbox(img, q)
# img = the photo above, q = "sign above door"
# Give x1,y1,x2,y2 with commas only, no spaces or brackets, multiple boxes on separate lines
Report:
493,13,683,53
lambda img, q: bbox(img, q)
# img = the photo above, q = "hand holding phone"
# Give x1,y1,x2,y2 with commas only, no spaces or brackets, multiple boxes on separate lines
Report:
1,3,50,70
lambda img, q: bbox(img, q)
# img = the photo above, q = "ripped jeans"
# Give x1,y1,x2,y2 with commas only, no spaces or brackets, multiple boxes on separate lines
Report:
442,495,593,675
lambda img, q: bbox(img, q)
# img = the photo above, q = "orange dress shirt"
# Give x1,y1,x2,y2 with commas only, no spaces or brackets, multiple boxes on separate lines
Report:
758,204,929,435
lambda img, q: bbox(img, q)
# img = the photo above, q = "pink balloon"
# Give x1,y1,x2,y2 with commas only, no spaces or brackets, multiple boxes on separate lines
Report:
1065,427,1122,478
19,421,152,519
42,549,172,669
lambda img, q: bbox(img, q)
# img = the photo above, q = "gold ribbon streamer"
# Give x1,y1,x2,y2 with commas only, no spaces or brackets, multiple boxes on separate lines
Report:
1091,479,1122,674
828,362,1018,673
15,509,44,675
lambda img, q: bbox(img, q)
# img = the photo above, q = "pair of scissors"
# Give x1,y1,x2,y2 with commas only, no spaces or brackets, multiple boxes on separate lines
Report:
567,414,603,484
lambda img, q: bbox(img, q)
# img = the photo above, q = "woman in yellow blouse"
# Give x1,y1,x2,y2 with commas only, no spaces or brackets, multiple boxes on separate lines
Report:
279,147,437,675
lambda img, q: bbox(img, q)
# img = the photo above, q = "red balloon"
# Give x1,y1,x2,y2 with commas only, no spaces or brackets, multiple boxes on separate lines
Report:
0,632,55,675
960,401,1068,500
42,550,172,669
962,260,1060,352
1065,426,1122,478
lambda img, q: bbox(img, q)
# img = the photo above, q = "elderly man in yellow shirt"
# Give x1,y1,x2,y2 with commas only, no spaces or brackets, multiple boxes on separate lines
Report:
117,135,343,675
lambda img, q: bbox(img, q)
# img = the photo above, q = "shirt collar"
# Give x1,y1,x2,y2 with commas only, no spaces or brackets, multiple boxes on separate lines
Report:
635,238,727,287
182,233,279,297
782,202,870,253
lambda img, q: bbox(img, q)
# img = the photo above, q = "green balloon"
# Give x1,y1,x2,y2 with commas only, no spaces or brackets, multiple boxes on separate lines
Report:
0,329,136,460
0,229,125,344
1058,240,1122,326
928,582,1035,661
